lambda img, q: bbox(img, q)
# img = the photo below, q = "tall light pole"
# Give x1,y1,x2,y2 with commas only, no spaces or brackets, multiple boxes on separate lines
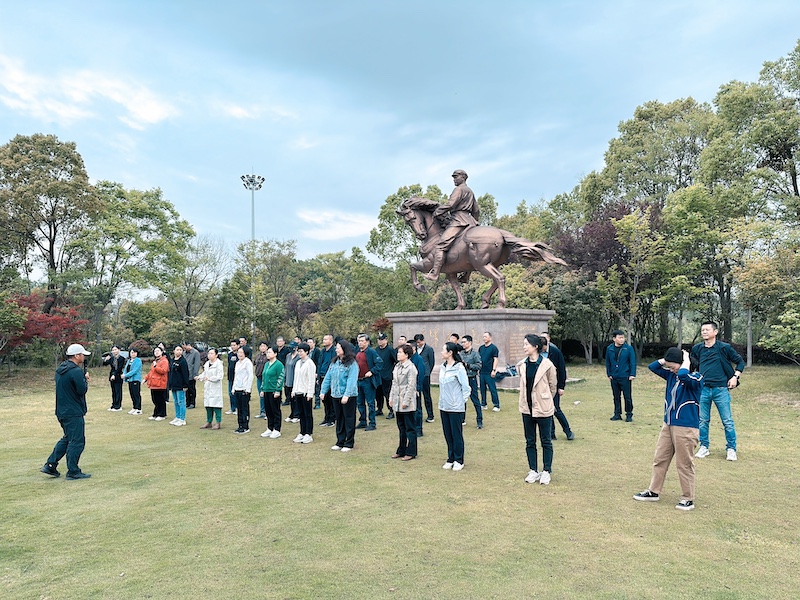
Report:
241,173,265,241
241,173,264,347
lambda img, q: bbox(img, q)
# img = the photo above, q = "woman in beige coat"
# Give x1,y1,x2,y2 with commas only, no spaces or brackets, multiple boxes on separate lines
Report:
389,344,418,461
517,334,557,485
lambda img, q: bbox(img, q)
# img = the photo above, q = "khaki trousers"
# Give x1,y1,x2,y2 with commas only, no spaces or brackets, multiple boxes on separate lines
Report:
648,423,699,501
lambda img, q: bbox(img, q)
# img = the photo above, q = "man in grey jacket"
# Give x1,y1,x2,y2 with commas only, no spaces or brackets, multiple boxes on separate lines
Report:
183,342,201,408
459,335,483,429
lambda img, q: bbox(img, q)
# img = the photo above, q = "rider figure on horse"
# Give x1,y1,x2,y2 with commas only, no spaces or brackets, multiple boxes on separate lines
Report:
423,169,481,281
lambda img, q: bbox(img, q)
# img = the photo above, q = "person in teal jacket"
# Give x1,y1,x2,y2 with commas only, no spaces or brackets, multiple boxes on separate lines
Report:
605,329,637,421
122,347,143,414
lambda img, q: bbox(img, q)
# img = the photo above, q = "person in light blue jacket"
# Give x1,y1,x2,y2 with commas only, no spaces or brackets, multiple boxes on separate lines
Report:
438,342,471,471
122,347,143,414
320,340,359,452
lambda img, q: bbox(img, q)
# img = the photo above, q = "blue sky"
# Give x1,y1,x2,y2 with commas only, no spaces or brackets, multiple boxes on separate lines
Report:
3,1,800,260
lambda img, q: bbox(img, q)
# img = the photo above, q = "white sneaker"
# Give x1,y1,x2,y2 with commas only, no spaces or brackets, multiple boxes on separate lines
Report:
148,416,156,420
695,446,710,458
492,406,500,412
331,445,342,451
225,410,234,415
340,447,351,452
291,418,300,423
293,434,304,443
128,409,136,414
260,429,273,438
727,448,737,461
285,417,293,422
107,407,114,411
169,418,179,425
301,434,313,444
269,430,282,439
525,470,540,483
133,410,142,415
540,471,551,485
443,462,454,470
452,462,464,471
154,416,165,421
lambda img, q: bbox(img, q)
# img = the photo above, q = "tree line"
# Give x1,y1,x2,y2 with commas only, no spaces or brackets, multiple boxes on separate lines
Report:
3,41,800,367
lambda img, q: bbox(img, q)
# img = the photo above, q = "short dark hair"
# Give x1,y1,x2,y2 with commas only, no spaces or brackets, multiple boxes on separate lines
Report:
398,343,414,358
462,334,473,343
611,329,624,337
357,333,370,343
414,334,424,341
450,333,460,340
230,339,239,345
701,320,718,330
297,342,311,353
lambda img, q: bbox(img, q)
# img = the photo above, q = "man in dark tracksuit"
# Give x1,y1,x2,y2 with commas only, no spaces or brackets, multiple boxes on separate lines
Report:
41,343,92,480
542,333,574,440
606,329,637,422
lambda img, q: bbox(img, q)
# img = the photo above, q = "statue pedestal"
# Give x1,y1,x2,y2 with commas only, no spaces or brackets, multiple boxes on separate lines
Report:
385,308,555,389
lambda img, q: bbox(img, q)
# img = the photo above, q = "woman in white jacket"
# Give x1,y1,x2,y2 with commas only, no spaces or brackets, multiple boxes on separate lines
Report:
291,343,317,444
438,342,471,471
197,348,224,430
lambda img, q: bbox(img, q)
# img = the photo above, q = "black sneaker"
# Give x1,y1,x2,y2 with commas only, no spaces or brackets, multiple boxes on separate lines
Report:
376,410,384,416
66,472,91,480
426,417,435,423
625,415,633,422
234,427,244,434
676,500,695,511
365,425,376,431
566,431,575,440
40,463,60,477
356,422,367,429
610,415,623,421
633,490,659,502
386,412,395,420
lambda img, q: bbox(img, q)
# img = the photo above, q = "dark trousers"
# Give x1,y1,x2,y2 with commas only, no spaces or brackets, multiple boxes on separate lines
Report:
415,391,424,436
480,371,499,407
151,389,168,417
611,378,633,417
227,378,237,412
266,392,282,431
376,379,393,413
467,375,483,426
396,411,417,457
552,392,572,435
284,385,293,408
110,379,124,409
333,397,357,448
235,391,251,430
186,379,197,407
128,381,142,410
440,410,465,464
47,415,86,476
296,394,313,436
322,390,335,424
421,375,434,420
522,413,553,473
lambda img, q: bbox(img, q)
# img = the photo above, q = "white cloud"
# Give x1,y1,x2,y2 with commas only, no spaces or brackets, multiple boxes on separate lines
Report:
216,101,297,121
0,54,177,129
296,209,377,240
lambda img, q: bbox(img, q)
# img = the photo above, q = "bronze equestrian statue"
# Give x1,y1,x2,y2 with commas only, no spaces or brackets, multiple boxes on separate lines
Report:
397,170,567,310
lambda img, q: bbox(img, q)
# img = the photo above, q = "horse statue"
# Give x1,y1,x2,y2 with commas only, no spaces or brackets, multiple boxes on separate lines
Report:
397,196,567,309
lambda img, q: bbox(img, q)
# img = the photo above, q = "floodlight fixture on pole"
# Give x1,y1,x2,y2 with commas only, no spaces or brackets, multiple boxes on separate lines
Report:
241,173,265,241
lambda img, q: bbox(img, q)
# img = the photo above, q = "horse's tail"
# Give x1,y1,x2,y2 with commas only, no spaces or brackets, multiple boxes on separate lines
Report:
498,230,568,266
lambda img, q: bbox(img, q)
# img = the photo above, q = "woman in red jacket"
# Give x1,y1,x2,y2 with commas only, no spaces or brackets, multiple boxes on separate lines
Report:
145,346,170,421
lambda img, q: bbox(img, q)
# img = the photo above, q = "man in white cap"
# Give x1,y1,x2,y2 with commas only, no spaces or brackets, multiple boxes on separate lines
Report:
41,343,92,480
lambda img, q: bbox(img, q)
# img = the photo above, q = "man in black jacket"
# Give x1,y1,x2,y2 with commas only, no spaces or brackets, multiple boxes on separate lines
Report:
414,334,436,422
41,343,92,480
542,332,574,440
375,333,397,419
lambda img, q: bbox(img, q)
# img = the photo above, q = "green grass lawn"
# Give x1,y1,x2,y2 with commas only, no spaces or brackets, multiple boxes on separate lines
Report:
2,363,799,599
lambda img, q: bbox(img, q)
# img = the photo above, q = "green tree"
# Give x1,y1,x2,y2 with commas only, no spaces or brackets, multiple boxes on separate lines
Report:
0,293,28,359
0,134,95,312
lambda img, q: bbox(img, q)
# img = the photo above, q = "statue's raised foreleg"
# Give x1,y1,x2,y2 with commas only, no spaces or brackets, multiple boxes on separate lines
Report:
445,273,466,310
410,261,429,293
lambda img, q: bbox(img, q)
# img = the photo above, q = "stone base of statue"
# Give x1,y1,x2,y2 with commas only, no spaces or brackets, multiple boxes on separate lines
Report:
385,308,555,389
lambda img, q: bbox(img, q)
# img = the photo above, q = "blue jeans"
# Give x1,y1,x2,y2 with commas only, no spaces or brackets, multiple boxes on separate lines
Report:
172,389,186,420
357,379,377,427
257,377,265,414
699,386,736,450
480,372,499,408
